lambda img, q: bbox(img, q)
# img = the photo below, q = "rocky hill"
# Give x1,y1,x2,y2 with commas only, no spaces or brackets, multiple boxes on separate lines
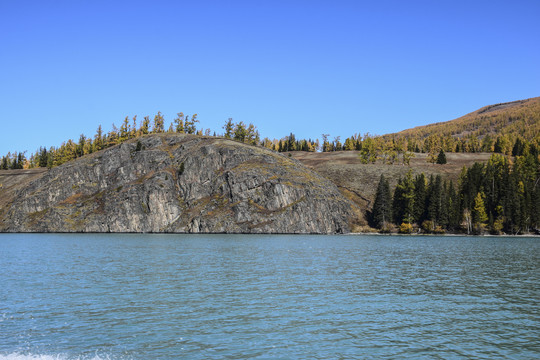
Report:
0,134,353,233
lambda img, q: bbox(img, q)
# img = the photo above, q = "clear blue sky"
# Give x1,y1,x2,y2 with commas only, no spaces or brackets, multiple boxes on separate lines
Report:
1,0,539,155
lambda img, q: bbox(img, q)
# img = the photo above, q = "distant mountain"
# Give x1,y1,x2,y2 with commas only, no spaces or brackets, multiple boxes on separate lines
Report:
382,97,540,153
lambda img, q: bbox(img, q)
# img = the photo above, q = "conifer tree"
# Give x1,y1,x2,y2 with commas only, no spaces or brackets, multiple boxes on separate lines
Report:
371,174,392,230
321,134,330,152
47,148,55,169
246,124,260,145
152,112,165,133
436,149,447,164
184,114,199,134
413,173,426,223
174,113,185,133
427,175,443,226
141,116,150,135
120,116,130,141
288,133,296,151
108,124,119,147
94,125,104,151
333,136,342,151
472,192,488,232
393,171,415,224
76,134,86,157
223,118,234,139
1,155,8,170
512,137,526,156
38,147,48,168
233,122,247,142
447,180,460,230
131,116,138,138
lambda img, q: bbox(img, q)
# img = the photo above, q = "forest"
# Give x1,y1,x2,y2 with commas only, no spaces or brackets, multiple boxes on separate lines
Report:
370,151,540,234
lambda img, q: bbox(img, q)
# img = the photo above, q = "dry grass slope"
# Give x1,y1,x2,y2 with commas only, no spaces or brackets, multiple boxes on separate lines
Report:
292,151,492,216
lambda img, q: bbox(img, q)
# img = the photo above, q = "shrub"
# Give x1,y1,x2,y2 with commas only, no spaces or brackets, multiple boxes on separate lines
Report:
399,222,413,234
433,226,445,234
178,162,185,176
422,220,434,233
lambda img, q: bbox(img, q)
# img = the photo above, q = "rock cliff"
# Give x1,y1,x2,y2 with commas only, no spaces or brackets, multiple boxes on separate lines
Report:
0,134,353,233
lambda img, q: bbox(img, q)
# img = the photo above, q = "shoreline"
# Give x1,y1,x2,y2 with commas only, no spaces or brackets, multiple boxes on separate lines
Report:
0,231,539,237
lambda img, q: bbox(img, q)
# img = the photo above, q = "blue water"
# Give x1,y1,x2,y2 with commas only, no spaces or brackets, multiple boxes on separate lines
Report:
0,234,538,359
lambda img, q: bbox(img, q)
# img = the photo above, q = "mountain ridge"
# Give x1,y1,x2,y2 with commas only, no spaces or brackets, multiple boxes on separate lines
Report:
383,96,540,146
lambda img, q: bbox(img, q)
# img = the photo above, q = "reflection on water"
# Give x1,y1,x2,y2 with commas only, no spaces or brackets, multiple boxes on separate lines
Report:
0,234,538,359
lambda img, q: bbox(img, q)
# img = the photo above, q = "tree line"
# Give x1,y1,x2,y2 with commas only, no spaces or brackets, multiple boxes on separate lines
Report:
381,98,540,155
370,153,540,235
2,110,540,169
2,113,203,169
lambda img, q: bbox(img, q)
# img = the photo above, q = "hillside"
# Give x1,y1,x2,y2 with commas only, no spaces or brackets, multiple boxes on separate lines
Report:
381,96,540,153
0,134,353,233
292,151,491,214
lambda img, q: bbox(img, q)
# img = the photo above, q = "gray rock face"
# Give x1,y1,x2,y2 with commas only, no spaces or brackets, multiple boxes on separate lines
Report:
1,134,353,233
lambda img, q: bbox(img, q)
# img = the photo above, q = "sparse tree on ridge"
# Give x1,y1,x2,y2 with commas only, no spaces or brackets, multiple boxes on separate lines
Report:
234,121,247,142
94,125,104,151
140,116,150,135
223,118,234,139
174,113,185,133
184,114,199,134
152,111,165,133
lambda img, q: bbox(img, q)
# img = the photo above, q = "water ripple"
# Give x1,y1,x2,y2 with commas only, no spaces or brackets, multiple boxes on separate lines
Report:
0,234,538,359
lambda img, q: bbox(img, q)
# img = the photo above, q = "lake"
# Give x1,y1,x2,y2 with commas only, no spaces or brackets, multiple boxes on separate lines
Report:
0,234,538,359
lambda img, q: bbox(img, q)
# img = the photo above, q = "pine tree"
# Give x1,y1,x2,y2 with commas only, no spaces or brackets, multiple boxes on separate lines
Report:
184,114,199,134
94,125,104,151
413,173,426,223
427,175,443,226
436,149,447,164
76,134,86,157
288,133,296,151
38,147,48,168
131,116,138,138
512,137,526,156
393,171,415,224
246,124,260,145
1,155,8,170
120,116,130,141
152,111,165,133
447,180,460,230
472,192,488,233
223,118,234,139
371,174,392,230
108,124,119,147
141,116,150,135
233,122,247,142
321,134,330,153
47,147,55,169
439,180,450,228
174,113,185,133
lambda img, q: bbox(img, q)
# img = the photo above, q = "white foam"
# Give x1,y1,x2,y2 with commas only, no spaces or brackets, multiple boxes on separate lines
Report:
0,355,118,360
0,355,62,360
